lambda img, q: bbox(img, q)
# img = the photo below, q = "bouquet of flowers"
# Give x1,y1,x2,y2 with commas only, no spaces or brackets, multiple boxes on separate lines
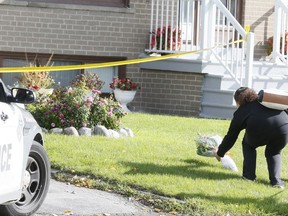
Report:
196,134,222,157
195,134,238,172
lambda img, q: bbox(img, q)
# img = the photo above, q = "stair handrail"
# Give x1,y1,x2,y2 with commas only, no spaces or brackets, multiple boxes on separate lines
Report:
201,0,254,87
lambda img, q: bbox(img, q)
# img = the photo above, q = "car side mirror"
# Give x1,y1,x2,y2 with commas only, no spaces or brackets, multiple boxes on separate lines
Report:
10,88,36,104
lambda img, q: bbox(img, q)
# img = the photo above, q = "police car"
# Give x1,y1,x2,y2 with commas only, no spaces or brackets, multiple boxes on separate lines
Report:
0,79,50,216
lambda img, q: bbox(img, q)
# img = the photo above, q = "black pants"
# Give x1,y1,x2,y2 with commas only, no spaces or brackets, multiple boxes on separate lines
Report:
242,134,288,185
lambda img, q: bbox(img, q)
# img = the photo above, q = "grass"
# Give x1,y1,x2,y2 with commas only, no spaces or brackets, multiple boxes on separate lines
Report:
45,113,288,215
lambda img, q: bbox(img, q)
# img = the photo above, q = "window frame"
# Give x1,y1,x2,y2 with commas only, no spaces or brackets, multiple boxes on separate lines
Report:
0,51,126,77
0,51,127,94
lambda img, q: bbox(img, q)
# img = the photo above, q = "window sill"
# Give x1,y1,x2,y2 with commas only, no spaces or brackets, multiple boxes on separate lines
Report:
1,0,135,14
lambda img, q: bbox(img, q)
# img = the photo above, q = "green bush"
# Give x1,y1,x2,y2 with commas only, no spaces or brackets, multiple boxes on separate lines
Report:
89,96,126,129
71,71,104,91
26,87,126,130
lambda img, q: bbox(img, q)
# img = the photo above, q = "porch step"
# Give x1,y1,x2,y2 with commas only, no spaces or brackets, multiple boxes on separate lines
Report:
200,102,236,119
203,74,222,89
202,88,235,105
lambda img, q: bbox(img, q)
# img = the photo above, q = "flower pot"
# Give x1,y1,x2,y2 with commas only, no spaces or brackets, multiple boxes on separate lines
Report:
114,88,136,113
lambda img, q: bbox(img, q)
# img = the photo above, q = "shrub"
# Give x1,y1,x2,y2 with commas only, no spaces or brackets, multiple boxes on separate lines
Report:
17,54,55,90
71,71,104,91
89,95,126,129
27,87,126,130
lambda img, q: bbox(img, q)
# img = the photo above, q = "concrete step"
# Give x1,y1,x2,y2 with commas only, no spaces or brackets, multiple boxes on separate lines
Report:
202,88,235,105
203,74,223,89
200,102,236,119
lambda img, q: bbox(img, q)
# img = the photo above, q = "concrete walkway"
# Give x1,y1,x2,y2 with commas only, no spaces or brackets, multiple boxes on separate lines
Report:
35,179,162,216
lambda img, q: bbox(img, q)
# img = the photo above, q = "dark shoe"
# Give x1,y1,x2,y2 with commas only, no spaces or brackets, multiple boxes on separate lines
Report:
272,184,285,189
242,176,256,182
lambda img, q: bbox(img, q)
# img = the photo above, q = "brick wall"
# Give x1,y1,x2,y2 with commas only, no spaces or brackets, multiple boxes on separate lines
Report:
0,1,150,79
243,0,274,59
131,69,205,117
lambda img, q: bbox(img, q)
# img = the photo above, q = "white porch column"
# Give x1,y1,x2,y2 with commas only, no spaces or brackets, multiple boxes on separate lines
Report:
272,0,282,63
200,0,213,60
244,32,254,88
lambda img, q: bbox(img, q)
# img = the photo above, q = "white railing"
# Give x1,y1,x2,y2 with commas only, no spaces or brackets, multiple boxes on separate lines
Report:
146,0,254,87
272,0,288,64
148,0,181,53
204,0,254,87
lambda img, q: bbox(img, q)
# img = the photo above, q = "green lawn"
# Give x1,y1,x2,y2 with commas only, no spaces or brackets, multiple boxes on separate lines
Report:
45,113,288,215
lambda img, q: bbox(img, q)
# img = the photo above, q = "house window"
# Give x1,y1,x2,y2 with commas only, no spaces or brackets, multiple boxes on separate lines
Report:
0,52,126,93
220,0,243,25
15,0,130,8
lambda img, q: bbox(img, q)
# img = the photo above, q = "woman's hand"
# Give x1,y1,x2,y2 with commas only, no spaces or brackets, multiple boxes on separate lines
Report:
213,149,221,161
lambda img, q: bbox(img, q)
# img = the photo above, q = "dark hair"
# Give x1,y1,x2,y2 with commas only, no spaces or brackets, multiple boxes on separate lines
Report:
234,87,258,106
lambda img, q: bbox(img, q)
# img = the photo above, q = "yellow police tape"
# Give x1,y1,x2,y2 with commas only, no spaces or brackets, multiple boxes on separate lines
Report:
0,39,245,74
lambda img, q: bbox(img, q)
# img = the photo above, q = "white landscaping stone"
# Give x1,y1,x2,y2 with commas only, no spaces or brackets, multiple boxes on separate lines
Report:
78,127,92,136
46,125,134,138
123,128,134,137
64,127,79,136
119,128,129,137
108,129,120,138
94,125,110,136
49,128,64,134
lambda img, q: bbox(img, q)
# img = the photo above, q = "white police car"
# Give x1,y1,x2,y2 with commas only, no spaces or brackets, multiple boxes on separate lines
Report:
0,79,50,216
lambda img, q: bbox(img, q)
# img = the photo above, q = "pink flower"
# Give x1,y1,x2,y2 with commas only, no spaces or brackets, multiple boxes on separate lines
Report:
86,96,93,104
92,88,101,94
59,113,64,119
103,99,108,105
108,108,113,117
51,123,55,127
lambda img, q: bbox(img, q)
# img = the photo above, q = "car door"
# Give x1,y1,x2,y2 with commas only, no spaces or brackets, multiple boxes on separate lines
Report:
0,83,24,204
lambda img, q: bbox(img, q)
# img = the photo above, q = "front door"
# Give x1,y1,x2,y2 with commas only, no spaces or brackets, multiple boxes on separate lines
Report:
180,0,243,49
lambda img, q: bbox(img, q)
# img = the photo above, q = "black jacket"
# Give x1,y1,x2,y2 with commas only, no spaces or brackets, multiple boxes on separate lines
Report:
217,100,288,157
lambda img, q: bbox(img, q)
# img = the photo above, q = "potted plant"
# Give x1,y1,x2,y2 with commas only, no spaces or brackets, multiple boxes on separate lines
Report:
109,77,140,113
266,32,288,56
150,25,182,51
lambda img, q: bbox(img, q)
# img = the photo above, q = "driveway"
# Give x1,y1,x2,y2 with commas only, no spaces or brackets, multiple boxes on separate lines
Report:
35,179,162,216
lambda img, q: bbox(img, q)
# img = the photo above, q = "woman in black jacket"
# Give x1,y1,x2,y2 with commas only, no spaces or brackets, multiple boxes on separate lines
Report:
215,87,288,188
